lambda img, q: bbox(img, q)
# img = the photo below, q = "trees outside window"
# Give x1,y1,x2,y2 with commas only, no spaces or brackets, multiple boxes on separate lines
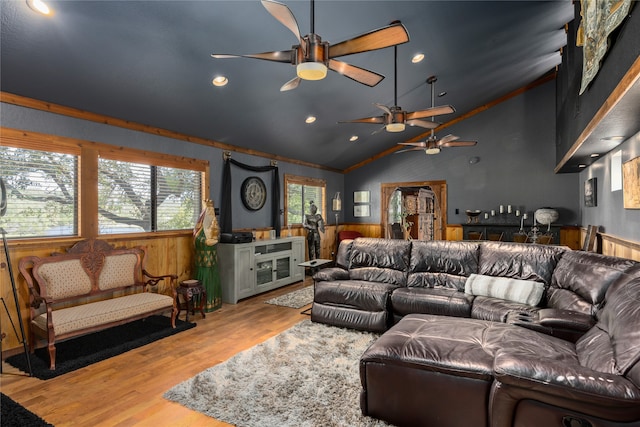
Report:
0,130,207,239
284,174,325,226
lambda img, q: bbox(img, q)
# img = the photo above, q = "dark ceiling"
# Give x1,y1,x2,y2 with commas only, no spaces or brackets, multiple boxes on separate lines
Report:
1,1,576,171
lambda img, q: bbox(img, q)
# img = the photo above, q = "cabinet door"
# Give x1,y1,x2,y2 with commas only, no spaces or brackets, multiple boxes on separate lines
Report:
236,246,255,299
291,238,304,281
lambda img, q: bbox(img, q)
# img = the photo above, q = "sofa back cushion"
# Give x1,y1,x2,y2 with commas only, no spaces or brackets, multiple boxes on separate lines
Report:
407,241,479,290
478,242,565,285
35,259,92,300
99,253,140,290
594,266,640,385
349,238,411,286
335,239,355,269
549,251,637,316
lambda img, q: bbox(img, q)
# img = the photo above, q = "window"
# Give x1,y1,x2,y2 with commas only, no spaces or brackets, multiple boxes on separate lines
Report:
0,146,78,238
284,174,325,226
97,160,201,233
0,128,208,239
611,150,622,191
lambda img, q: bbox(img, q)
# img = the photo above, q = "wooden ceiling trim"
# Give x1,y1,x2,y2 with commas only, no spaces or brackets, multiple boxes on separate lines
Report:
0,92,342,174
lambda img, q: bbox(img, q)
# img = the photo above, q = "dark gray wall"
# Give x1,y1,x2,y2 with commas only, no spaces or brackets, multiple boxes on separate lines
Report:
556,2,639,163
0,103,344,230
579,132,640,241
345,81,581,226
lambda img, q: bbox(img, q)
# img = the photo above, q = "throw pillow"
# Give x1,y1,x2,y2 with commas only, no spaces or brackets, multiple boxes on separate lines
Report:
465,274,544,306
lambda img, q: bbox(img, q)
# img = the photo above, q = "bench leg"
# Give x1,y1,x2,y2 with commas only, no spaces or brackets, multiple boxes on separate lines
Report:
48,342,56,370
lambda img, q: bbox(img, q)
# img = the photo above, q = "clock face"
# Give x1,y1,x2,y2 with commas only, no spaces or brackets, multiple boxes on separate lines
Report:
241,176,267,211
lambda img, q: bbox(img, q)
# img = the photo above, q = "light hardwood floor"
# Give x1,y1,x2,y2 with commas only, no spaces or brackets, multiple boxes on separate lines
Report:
1,279,313,427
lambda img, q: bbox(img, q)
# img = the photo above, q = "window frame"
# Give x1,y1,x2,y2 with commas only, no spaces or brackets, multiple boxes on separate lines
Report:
1,127,209,240
283,174,326,226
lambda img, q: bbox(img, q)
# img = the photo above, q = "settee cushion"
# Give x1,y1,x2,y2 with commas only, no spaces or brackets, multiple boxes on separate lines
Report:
478,241,565,285
549,250,637,316
465,274,544,306
31,292,174,336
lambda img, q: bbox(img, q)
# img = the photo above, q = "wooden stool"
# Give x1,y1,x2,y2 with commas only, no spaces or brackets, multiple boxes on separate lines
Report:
176,280,206,322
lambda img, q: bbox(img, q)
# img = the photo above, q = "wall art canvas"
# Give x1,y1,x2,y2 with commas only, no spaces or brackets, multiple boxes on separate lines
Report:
623,156,640,209
584,177,597,207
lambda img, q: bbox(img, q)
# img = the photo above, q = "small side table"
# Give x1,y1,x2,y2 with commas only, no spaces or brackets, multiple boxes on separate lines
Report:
297,259,333,315
176,280,206,322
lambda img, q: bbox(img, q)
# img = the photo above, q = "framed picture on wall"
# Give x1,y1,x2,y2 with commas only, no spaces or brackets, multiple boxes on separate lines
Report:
354,205,370,217
584,177,597,207
623,156,640,209
354,191,370,204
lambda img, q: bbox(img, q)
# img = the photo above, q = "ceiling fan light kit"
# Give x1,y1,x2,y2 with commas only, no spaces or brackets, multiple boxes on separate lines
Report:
425,147,441,155
386,123,406,132
297,62,327,80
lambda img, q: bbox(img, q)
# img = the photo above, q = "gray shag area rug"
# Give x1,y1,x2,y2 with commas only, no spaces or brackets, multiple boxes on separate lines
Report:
164,320,390,427
263,286,313,308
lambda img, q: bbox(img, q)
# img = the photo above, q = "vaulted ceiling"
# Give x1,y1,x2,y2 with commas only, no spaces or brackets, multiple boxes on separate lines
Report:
1,1,576,171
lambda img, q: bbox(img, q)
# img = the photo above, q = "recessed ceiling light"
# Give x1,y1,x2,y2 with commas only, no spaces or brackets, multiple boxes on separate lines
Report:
305,116,316,124
349,135,358,142
590,153,600,158
212,76,228,87
411,53,425,64
578,164,587,168
438,91,447,97
26,0,52,15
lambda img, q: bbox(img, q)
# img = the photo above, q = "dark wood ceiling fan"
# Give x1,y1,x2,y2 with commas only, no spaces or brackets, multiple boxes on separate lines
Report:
211,0,410,92
396,76,477,154
338,30,455,133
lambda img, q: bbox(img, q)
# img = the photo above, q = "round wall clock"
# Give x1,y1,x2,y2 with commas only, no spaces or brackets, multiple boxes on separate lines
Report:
241,176,267,211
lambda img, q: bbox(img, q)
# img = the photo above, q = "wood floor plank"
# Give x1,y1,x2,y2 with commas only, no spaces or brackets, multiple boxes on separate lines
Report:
1,279,314,426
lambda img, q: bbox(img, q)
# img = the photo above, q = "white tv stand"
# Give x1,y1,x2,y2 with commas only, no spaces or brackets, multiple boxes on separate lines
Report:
218,236,305,304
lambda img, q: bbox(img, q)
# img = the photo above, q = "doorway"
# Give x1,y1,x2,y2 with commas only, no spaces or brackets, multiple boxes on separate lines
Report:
381,181,447,240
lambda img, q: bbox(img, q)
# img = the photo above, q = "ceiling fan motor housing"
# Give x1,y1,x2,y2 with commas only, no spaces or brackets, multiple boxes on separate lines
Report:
296,34,330,80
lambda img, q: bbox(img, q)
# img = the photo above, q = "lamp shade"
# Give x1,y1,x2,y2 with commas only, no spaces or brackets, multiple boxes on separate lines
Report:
332,192,342,211
297,62,327,80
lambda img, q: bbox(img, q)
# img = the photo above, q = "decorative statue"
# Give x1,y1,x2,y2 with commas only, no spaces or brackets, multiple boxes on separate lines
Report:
303,200,324,260
193,199,222,312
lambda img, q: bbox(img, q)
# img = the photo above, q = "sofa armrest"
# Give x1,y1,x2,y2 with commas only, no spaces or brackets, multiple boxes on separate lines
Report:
312,267,349,282
493,351,640,402
537,308,595,331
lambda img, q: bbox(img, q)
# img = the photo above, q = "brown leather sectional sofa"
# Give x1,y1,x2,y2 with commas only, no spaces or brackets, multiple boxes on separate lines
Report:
310,238,640,427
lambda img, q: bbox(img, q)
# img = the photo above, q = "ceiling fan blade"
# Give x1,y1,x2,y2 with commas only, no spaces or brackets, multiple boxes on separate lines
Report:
398,141,427,148
338,116,385,125
438,134,460,145
374,103,392,115
371,125,386,135
328,59,384,87
280,76,301,92
406,119,439,129
260,0,305,49
441,140,478,147
406,105,455,120
395,147,425,154
329,22,410,58
211,50,295,64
